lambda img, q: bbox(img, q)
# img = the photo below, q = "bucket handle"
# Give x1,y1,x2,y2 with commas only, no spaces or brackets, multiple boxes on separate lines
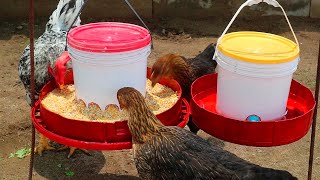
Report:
65,0,153,51
213,0,299,60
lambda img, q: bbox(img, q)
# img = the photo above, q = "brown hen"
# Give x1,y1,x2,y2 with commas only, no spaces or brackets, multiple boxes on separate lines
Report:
117,87,297,180
150,43,217,134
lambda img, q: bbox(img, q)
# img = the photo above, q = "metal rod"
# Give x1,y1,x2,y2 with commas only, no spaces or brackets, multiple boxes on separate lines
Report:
28,0,36,179
124,0,154,49
151,0,154,18
307,41,320,180
309,0,312,18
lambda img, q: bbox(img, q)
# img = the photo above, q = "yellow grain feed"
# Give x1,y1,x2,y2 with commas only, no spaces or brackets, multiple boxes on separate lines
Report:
41,80,179,122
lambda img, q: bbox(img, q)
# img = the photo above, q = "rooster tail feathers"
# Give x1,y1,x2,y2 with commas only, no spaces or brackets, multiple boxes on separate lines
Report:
196,43,216,61
46,0,85,32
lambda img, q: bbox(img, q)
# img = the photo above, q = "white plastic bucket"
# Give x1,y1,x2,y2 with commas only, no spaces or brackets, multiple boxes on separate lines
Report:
67,22,151,109
216,49,299,121
213,0,300,121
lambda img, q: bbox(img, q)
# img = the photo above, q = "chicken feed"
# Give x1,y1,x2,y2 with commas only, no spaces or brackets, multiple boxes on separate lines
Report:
41,79,179,122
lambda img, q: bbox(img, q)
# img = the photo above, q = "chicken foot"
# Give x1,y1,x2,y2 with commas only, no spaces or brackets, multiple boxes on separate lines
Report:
34,134,91,158
57,146,91,158
34,134,55,156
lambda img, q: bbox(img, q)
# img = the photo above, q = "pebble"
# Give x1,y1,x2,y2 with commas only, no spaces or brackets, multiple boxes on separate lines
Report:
161,29,166,35
16,25,23,30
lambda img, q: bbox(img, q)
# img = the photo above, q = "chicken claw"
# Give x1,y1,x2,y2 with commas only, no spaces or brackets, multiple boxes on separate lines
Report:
34,135,55,156
57,146,91,158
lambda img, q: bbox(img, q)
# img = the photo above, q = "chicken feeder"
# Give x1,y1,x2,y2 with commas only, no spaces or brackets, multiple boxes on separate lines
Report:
190,0,315,146
213,0,302,121
190,73,315,146
67,22,151,109
31,68,190,150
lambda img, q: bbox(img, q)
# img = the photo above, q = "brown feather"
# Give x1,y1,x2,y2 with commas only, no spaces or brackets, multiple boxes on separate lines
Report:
150,44,217,101
150,44,217,133
117,87,297,180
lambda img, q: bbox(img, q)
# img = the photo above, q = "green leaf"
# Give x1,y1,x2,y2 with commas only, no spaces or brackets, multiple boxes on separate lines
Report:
9,147,31,159
65,170,75,177
8,153,15,158
15,148,31,159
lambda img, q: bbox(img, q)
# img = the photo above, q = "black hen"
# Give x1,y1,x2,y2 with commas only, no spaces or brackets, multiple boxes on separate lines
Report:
18,0,86,158
150,43,217,133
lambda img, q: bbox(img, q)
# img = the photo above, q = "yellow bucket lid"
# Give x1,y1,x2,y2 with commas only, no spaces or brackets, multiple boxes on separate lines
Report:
217,31,300,64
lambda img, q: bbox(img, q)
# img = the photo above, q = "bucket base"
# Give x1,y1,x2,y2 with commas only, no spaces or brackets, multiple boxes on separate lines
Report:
32,99,190,150
191,73,315,147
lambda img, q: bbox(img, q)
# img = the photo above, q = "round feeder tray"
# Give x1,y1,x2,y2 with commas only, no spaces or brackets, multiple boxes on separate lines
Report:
33,67,188,150
32,98,190,150
38,68,182,143
190,73,315,147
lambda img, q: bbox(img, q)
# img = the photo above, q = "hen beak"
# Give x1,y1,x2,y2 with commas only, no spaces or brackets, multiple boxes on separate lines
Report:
58,83,64,90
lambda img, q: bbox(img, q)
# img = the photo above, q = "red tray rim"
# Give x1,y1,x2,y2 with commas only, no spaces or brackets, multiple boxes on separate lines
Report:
191,73,316,123
39,68,183,124
31,99,190,150
190,73,315,146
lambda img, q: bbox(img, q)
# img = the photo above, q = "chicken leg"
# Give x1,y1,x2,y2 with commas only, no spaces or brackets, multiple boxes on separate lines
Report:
35,134,90,158
34,134,55,156
57,146,91,158
187,116,200,134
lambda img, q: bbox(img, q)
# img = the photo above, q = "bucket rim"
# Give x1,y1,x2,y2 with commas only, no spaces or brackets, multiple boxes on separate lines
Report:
68,45,151,66
216,50,299,78
67,22,151,53
217,31,300,64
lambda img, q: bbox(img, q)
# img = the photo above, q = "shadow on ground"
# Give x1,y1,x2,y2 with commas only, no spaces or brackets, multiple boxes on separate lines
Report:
33,149,139,180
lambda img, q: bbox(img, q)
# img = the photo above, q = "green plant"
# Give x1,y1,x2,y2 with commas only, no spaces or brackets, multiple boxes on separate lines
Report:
8,147,31,159
65,170,75,177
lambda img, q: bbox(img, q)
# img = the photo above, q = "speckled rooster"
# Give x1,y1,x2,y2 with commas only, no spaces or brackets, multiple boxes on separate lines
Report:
18,0,87,158
150,43,217,134
117,87,297,180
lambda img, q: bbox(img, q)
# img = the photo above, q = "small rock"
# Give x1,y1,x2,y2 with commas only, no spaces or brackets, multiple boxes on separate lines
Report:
16,25,23,30
161,29,166,35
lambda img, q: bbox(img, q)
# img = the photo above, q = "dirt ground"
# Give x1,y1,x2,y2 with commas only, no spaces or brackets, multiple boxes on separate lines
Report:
0,15,320,180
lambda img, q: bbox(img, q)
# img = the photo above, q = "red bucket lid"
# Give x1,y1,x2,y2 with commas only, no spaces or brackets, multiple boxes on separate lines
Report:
67,22,151,53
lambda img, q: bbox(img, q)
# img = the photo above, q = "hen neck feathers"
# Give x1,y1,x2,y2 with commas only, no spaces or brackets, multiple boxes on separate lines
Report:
46,0,84,32
170,58,194,99
127,105,164,144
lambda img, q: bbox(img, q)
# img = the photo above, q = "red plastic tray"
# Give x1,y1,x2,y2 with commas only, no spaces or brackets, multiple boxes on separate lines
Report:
38,68,182,143
191,73,315,147
32,98,190,150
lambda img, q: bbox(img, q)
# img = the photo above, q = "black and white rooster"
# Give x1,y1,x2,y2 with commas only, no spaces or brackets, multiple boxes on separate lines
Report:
18,0,87,158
